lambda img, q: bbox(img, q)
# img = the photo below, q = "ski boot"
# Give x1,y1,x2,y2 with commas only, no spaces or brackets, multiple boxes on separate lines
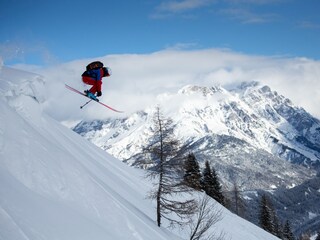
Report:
84,90,99,102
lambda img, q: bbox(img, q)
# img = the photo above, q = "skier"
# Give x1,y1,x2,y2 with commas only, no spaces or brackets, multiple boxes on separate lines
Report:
81,61,111,101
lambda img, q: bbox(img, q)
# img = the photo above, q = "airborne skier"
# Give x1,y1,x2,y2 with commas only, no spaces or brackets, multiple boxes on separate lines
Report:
65,61,122,112
81,61,111,101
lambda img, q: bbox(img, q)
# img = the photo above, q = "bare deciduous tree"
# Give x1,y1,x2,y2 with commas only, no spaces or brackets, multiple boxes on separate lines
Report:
189,196,225,240
146,106,196,227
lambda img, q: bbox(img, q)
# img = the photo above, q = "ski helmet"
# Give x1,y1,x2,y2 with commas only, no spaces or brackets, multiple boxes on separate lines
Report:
105,67,112,76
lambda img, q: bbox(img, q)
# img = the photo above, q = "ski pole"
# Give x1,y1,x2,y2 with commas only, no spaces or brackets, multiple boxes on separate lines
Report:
80,99,93,109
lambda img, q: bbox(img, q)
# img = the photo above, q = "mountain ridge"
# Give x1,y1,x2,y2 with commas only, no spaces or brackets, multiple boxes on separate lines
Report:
74,81,319,182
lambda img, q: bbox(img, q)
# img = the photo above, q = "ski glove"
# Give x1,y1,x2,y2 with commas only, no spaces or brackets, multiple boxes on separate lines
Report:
97,91,102,97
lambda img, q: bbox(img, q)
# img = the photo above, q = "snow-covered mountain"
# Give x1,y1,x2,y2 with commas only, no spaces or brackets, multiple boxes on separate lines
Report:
73,82,318,190
0,65,281,239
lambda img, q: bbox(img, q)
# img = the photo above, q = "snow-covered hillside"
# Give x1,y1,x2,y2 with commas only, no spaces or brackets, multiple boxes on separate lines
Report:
0,65,280,239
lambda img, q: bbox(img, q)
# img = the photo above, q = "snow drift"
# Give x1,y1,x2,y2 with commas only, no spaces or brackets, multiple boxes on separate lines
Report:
0,64,279,239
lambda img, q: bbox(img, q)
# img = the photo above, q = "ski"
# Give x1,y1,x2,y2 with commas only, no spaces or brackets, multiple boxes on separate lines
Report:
65,84,123,113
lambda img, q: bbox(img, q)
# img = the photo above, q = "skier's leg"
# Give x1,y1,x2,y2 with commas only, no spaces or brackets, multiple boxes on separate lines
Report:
89,80,102,95
82,77,96,94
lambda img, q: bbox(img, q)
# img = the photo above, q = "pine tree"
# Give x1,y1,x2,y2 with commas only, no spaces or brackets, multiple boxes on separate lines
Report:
259,194,274,234
282,220,294,240
259,194,285,238
211,165,224,204
202,161,224,205
315,231,320,240
272,213,282,238
183,153,202,190
202,161,213,197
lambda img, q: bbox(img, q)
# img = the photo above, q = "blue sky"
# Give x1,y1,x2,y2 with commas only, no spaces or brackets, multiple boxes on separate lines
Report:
1,0,320,66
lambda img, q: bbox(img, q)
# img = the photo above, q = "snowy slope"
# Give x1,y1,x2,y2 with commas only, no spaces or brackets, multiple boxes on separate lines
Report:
0,65,279,239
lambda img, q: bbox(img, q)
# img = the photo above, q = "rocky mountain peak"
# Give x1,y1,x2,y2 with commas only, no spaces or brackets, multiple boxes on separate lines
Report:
73,81,320,189
178,84,224,97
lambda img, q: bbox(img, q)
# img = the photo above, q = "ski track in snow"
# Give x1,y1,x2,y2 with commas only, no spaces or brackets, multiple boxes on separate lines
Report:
0,206,31,240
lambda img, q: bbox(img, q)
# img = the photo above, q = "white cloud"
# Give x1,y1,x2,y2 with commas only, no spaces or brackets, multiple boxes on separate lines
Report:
14,49,320,122
225,0,284,4
296,20,320,29
151,0,284,21
219,7,278,23
151,0,214,18
157,0,214,13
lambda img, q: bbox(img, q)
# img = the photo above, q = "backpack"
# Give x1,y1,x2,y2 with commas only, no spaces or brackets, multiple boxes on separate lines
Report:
86,61,104,71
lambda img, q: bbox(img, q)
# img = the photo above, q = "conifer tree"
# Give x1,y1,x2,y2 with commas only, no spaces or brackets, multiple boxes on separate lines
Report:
272,208,282,238
183,153,202,190
202,160,224,205
259,194,274,233
211,165,224,205
282,220,295,240
259,194,285,238
315,231,320,240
